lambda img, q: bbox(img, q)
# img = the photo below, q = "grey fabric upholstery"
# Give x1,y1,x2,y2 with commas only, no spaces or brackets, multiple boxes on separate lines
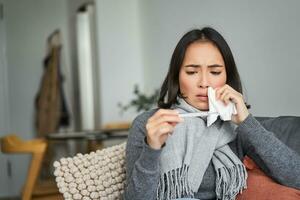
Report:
256,116,300,154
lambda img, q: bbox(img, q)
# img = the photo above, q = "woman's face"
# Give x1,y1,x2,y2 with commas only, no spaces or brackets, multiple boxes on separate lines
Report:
179,41,227,111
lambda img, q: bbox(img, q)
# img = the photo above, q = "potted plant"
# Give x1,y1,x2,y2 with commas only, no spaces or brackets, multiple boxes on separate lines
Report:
118,84,159,114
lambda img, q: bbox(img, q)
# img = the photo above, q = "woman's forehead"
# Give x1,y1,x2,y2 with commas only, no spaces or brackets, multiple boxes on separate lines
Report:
183,42,225,66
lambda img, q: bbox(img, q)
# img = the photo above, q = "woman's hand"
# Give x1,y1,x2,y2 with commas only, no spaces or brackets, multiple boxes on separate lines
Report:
146,109,183,150
215,84,250,125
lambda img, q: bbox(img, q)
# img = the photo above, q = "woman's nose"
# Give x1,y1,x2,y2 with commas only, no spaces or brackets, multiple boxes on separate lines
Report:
197,74,209,88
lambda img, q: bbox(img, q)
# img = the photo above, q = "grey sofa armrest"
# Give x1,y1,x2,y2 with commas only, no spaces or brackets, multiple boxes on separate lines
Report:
255,116,300,155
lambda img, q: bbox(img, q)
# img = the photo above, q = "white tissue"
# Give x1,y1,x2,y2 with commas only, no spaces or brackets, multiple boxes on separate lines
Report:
207,87,237,126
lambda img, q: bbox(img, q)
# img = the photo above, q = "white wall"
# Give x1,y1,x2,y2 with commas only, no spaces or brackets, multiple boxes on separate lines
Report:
139,0,300,117
95,0,144,124
5,0,72,137
1,0,73,196
0,0,11,196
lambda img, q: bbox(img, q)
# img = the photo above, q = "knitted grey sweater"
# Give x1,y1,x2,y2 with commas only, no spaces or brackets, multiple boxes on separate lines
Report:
124,110,300,200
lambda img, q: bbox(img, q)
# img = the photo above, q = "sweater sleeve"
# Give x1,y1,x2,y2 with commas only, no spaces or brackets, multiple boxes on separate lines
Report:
123,111,162,200
236,114,300,189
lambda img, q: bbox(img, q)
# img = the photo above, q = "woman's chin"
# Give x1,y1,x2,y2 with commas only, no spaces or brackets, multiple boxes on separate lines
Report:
185,98,209,111
193,102,209,111
197,107,209,111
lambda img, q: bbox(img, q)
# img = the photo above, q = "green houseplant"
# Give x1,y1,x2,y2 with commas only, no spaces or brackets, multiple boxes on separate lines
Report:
118,84,159,114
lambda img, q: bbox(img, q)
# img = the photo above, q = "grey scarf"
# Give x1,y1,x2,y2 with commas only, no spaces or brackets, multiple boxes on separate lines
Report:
157,98,247,200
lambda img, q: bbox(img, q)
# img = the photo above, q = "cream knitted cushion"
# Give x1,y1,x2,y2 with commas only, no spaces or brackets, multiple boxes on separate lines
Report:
53,142,126,200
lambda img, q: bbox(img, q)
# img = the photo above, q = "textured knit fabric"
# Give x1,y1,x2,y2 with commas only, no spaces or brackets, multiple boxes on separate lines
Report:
124,109,300,200
53,143,126,199
156,98,246,200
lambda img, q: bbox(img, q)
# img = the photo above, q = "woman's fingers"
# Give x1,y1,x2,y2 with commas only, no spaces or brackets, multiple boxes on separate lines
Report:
153,122,175,136
216,85,234,100
219,90,231,105
146,109,183,134
215,84,249,124
148,109,179,122
147,108,182,130
148,114,183,130
216,85,241,104
222,91,241,105
146,109,183,149
146,118,177,135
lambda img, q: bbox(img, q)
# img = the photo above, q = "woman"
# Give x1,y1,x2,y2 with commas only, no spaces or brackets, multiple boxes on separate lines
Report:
123,27,300,200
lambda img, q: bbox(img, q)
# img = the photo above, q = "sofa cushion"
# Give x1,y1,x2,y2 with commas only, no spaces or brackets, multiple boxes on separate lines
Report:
53,142,126,200
236,156,300,200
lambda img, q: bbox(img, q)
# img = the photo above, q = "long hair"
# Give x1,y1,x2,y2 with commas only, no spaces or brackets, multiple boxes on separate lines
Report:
158,27,245,108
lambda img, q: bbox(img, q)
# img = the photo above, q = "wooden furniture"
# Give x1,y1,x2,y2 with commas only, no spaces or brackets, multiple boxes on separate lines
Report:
102,121,131,131
47,124,129,152
0,134,63,200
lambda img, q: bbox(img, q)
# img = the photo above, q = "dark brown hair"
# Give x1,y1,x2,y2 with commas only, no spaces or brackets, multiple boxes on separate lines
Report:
157,27,247,108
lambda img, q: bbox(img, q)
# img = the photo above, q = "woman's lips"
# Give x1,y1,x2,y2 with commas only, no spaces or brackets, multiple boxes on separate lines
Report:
196,95,208,101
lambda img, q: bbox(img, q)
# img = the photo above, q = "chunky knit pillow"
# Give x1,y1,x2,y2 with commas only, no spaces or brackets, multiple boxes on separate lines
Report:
53,142,126,200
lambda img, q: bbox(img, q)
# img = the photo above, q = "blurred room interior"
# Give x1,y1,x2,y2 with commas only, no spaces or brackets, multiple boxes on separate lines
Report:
1,0,300,199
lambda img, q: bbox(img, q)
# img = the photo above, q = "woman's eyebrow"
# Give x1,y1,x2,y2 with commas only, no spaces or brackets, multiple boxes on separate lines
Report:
184,64,201,68
208,64,224,68
184,64,224,68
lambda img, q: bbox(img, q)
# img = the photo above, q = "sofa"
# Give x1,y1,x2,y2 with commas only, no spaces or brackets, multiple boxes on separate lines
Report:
236,116,300,199
53,116,300,199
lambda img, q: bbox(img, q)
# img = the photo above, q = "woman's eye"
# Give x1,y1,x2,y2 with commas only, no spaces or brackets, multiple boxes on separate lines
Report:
211,71,221,75
186,71,197,75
